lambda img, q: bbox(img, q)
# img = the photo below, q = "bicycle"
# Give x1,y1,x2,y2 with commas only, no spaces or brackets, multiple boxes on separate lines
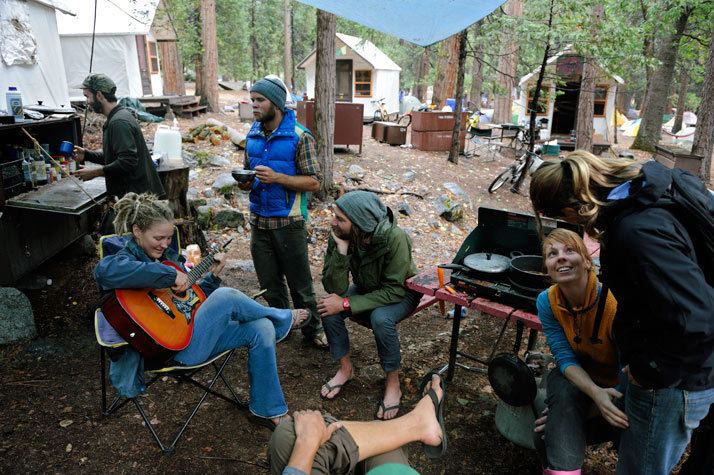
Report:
372,97,398,122
488,148,544,194
463,104,502,161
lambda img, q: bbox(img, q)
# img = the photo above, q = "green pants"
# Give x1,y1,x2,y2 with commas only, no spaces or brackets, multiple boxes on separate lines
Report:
250,221,321,337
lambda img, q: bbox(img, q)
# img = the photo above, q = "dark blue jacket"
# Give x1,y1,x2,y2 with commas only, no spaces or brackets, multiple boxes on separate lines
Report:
246,109,307,218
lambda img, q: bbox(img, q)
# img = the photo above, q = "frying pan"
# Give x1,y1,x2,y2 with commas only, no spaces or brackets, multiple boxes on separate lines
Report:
439,252,511,275
487,353,537,408
509,255,550,291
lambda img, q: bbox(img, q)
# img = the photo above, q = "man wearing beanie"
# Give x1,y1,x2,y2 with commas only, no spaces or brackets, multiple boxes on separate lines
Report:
238,75,326,348
317,191,420,420
74,73,165,233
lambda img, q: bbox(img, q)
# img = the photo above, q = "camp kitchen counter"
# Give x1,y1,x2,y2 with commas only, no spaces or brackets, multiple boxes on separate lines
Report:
0,116,107,286
406,267,542,382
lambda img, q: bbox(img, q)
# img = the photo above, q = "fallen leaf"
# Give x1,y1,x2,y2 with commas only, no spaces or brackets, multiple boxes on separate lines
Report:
59,419,73,428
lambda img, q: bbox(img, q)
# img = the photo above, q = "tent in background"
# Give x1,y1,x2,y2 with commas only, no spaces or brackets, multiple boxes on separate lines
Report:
56,0,163,101
0,0,74,109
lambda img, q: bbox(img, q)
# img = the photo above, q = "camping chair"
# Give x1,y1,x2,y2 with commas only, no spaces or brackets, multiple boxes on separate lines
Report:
95,231,247,454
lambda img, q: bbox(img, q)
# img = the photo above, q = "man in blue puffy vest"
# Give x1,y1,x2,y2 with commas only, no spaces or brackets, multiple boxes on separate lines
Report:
239,76,327,348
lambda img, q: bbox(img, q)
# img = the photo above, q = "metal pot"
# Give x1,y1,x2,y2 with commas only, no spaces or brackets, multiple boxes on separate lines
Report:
440,252,511,275
509,255,550,292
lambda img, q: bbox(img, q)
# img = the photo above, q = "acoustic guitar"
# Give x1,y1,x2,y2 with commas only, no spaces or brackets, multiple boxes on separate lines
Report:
101,240,231,363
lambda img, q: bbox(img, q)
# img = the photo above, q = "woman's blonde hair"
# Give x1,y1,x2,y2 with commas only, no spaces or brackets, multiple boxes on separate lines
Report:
112,192,173,235
530,150,640,238
542,228,593,270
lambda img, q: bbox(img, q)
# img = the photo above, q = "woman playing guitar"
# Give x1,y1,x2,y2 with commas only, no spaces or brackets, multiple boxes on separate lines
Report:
95,192,309,429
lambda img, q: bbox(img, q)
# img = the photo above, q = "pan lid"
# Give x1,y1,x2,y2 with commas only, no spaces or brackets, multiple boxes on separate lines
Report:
463,252,510,273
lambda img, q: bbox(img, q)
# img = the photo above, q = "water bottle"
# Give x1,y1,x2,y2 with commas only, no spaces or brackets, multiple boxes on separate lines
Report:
21,153,32,188
5,86,24,122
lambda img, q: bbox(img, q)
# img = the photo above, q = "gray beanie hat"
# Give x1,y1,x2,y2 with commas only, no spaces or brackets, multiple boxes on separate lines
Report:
250,77,287,111
335,191,388,233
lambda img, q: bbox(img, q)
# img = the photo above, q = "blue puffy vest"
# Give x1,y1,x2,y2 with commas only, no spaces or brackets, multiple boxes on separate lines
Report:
246,109,308,218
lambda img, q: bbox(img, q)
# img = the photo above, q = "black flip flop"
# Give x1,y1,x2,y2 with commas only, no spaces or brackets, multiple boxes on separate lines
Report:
423,377,448,459
375,399,402,420
320,379,351,400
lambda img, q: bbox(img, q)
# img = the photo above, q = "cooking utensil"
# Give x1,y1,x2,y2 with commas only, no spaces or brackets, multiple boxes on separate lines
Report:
463,252,511,273
487,353,537,408
436,267,446,316
509,255,550,291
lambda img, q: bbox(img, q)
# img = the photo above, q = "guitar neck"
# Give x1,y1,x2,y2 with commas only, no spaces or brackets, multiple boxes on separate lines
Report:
186,251,216,286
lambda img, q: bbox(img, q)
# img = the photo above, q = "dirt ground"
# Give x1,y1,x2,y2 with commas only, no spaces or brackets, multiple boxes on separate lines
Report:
0,90,673,474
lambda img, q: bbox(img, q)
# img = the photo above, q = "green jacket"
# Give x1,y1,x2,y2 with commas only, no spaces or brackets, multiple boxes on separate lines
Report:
85,106,165,200
322,208,417,314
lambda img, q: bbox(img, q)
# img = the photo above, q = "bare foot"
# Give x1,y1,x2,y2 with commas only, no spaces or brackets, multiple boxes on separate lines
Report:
376,382,402,420
291,309,309,329
320,368,354,399
415,374,444,447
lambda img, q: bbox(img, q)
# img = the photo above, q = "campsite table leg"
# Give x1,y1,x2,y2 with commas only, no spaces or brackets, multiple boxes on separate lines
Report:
446,304,464,382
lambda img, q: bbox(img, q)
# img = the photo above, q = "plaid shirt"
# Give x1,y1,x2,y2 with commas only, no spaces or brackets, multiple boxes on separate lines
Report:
244,124,321,229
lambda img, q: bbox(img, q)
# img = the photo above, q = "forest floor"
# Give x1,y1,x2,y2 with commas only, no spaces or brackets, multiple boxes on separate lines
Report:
0,88,693,474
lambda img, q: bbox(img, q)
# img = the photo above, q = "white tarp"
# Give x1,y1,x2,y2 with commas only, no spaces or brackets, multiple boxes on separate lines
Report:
61,35,143,99
0,0,70,108
0,0,38,65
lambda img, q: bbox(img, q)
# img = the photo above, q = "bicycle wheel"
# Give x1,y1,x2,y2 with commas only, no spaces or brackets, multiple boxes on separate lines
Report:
374,110,383,122
488,166,515,193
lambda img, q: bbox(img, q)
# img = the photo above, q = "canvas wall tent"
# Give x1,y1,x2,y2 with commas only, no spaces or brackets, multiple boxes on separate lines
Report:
0,0,74,109
297,33,401,120
514,48,624,143
55,0,171,100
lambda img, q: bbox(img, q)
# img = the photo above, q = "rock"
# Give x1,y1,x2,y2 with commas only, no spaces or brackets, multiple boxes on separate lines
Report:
207,198,225,207
182,150,198,168
434,194,464,222
384,182,401,192
0,288,36,345
225,259,255,272
213,208,245,229
443,182,472,206
428,219,442,229
402,170,417,182
188,170,198,181
196,206,213,229
189,198,207,208
208,155,232,167
187,187,199,201
345,164,365,181
203,188,215,198
211,173,237,193
396,202,413,216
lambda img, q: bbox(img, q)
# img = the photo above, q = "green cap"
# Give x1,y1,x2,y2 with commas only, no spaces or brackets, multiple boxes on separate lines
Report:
81,73,117,94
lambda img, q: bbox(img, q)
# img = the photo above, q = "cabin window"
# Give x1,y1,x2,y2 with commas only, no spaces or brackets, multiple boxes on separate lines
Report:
594,85,608,117
354,70,372,97
526,87,549,115
147,41,160,74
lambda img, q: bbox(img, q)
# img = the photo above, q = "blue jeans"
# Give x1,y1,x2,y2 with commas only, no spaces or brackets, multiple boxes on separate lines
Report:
175,287,293,418
616,385,714,474
321,286,420,372
536,368,624,470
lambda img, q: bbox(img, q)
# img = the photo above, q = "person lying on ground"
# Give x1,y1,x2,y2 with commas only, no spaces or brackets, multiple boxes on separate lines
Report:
532,228,627,475
318,191,421,420
94,192,308,429
268,373,448,474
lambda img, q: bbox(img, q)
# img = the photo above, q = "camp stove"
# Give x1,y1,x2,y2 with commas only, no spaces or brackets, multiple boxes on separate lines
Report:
448,207,579,313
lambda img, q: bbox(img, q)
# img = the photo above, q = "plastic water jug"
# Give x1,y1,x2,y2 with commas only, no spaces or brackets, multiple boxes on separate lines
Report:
6,86,24,122
153,125,182,165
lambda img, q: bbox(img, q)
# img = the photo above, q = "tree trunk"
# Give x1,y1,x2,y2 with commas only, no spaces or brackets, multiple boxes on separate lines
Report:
159,41,186,96
250,0,258,80
157,165,207,251
632,7,691,152
194,56,203,96
200,0,219,112
616,89,633,113
413,46,430,102
672,68,688,134
469,22,484,106
493,0,522,124
692,34,714,183
432,35,460,109
314,9,336,199
575,4,602,153
283,0,293,92
448,30,468,164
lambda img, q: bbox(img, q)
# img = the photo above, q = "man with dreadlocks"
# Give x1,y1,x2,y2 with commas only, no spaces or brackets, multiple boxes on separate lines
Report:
94,192,308,430
317,191,420,421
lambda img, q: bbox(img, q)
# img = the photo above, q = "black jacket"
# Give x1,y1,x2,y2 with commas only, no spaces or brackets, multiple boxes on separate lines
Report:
85,106,165,200
599,161,714,391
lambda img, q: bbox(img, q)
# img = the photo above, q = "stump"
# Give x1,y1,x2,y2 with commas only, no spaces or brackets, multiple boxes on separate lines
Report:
157,163,207,251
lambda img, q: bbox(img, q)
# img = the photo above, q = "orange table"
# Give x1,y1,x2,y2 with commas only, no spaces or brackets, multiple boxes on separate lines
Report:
406,268,542,382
